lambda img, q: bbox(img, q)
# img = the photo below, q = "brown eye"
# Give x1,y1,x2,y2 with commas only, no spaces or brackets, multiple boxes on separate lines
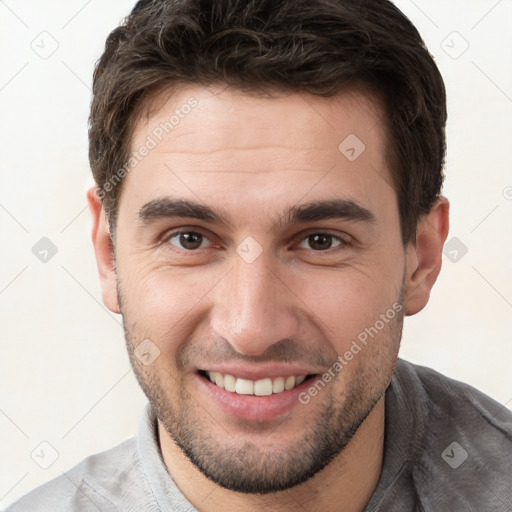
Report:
167,231,211,251
298,233,345,251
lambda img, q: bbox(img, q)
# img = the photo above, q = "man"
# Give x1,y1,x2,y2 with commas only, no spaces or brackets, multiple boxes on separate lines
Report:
7,0,511,510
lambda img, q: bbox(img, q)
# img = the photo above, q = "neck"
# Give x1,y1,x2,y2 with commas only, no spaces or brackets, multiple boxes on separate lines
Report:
158,396,385,512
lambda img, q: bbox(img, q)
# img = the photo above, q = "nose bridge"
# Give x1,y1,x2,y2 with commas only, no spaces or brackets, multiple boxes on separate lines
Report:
210,251,298,356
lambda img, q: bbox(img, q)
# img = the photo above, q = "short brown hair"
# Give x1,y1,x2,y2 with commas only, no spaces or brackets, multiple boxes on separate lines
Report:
89,0,446,244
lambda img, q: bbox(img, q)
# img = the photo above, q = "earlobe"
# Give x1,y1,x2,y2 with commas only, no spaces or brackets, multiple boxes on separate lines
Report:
404,196,450,316
86,186,121,314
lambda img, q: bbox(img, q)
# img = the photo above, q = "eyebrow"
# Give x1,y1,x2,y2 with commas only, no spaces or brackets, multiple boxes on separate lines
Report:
138,197,375,229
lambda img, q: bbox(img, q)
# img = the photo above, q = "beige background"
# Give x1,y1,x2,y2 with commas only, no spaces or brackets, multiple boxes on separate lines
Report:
1,0,511,507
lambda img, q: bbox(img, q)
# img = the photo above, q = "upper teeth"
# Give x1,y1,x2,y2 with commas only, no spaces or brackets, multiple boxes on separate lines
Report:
206,371,307,396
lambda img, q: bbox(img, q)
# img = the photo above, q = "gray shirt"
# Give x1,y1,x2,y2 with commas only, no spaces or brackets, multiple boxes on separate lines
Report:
5,358,512,511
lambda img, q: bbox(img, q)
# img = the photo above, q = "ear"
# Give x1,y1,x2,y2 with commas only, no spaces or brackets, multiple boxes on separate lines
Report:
86,186,120,314
404,196,450,316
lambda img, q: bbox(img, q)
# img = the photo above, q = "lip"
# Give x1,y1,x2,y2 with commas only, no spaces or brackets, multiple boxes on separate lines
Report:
196,371,317,422
199,364,317,381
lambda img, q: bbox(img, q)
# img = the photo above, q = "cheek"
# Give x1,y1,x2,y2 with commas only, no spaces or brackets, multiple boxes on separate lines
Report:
295,264,403,353
119,259,219,353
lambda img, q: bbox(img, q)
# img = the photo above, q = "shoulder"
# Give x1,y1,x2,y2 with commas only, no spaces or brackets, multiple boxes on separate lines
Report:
4,438,140,512
395,358,512,429
394,359,512,510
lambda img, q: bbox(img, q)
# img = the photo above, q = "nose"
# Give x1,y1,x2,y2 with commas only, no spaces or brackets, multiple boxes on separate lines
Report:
209,251,300,357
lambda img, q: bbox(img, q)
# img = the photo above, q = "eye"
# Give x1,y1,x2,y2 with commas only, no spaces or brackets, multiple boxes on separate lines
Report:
162,229,349,254
297,233,347,251
166,230,213,251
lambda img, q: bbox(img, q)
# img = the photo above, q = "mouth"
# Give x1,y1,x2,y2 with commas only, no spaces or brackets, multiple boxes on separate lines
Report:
196,367,322,422
199,370,318,396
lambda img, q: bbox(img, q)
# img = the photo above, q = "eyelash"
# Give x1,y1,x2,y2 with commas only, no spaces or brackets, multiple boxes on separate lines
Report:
161,229,351,253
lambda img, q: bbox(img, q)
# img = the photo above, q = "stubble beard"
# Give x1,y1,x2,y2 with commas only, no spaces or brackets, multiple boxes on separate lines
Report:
119,281,405,494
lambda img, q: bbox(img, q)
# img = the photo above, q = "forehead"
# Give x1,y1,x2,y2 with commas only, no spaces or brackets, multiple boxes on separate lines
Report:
120,84,395,230
135,83,387,158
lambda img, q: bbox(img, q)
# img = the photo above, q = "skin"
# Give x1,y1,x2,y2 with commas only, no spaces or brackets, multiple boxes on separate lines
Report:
88,84,449,512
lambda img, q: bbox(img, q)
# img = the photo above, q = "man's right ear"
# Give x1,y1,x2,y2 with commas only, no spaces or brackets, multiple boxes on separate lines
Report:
87,186,121,314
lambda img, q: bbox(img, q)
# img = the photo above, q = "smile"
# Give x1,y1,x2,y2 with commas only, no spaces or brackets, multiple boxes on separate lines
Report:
203,370,309,396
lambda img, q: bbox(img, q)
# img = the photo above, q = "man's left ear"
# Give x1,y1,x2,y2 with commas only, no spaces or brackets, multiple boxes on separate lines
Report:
404,196,450,316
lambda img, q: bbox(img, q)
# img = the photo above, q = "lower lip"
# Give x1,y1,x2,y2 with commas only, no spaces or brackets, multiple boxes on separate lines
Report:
197,374,315,422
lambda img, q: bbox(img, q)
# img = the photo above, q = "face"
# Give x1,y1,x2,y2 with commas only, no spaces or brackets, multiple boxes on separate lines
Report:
109,85,409,493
